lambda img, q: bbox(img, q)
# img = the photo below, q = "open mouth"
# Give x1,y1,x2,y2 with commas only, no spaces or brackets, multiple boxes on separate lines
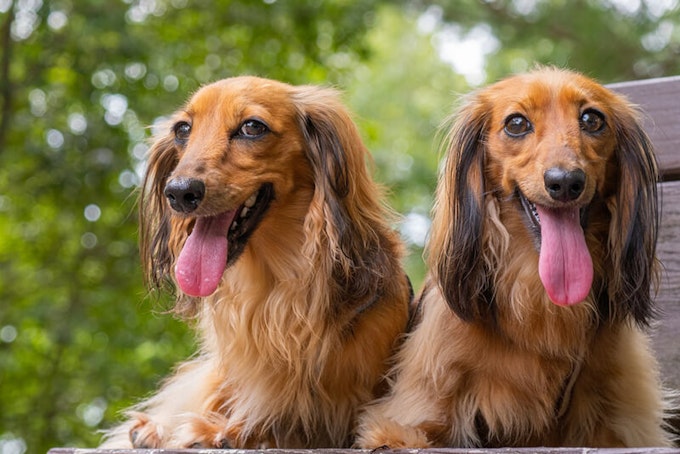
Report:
517,189,588,244
174,183,274,297
519,190,542,242
226,183,274,266
516,188,594,306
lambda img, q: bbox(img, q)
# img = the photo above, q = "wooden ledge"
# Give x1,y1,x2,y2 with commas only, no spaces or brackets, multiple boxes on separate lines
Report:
47,447,680,454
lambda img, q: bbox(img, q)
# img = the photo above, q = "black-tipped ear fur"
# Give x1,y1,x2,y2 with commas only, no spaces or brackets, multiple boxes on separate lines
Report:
139,132,178,290
300,111,353,250
294,87,394,305
429,101,494,322
605,108,659,326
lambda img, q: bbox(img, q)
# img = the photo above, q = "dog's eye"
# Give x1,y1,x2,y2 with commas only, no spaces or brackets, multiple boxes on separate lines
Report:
174,121,191,143
237,119,269,138
504,114,532,137
580,109,606,134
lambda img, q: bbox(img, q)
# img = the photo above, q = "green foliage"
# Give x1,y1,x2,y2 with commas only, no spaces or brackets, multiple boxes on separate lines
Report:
343,6,467,285
1,1,390,451
2,0,680,452
415,0,680,82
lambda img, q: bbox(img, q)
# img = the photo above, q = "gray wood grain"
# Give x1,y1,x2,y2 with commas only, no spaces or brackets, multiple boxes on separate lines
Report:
46,447,680,453
654,180,680,391
609,76,680,180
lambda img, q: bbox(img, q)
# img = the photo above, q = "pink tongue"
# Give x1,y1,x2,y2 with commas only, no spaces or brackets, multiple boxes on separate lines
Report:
175,211,235,297
536,205,593,306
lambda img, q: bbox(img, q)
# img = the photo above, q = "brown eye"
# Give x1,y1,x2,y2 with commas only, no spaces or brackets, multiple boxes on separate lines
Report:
580,109,606,134
174,121,191,144
237,119,269,138
504,114,532,137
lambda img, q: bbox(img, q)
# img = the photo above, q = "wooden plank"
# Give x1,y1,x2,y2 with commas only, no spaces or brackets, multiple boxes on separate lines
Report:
654,180,680,392
46,448,680,453
608,76,680,180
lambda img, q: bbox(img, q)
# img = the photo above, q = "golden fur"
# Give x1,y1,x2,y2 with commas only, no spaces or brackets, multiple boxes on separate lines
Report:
101,76,411,449
356,68,675,448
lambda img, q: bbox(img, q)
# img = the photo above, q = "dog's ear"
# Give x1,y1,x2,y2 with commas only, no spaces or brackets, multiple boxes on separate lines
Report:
138,128,180,291
293,87,392,303
605,102,659,326
427,97,493,322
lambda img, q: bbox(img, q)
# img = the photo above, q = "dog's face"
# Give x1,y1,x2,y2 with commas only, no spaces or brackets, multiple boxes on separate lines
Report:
167,78,311,217
432,68,658,323
483,70,620,209
160,78,312,296
481,70,625,306
141,76,386,304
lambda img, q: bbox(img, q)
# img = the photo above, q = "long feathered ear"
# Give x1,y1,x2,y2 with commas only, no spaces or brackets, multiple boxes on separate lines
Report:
605,103,659,326
138,129,180,291
293,87,393,304
427,97,493,322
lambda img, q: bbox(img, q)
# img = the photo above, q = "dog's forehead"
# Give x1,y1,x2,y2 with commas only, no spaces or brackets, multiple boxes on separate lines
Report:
186,77,296,119
486,70,613,117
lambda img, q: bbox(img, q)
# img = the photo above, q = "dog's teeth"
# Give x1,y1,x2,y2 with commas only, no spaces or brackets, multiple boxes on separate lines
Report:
230,221,238,231
245,193,257,208
240,207,249,218
531,203,540,222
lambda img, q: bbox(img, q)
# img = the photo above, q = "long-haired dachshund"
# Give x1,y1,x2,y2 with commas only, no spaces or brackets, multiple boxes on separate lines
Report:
101,76,411,449
356,67,675,448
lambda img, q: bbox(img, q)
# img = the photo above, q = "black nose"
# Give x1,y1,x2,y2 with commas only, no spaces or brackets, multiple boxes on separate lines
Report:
543,167,586,202
164,177,205,213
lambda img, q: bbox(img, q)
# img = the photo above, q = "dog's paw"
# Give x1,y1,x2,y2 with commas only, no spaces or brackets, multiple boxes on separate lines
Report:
128,412,165,448
355,415,430,449
171,412,233,449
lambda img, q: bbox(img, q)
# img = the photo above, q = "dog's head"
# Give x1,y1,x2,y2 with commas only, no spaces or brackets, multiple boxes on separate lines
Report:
140,76,391,304
429,67,658,325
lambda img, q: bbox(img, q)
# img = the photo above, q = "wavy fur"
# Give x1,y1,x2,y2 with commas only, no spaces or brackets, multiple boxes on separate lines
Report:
357,67,675,448
101,76,410,449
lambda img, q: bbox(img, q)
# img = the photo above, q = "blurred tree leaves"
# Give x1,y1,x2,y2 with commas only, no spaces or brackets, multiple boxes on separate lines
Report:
414,0,680,82
343,5,467,284
2,0,680,452
1,1,392,451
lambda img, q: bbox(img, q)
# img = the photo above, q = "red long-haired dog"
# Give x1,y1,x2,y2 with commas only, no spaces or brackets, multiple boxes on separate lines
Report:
356,67,675,448
101,76,411,449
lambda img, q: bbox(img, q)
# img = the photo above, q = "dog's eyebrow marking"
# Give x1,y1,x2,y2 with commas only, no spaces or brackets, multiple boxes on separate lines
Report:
175,110,193,121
